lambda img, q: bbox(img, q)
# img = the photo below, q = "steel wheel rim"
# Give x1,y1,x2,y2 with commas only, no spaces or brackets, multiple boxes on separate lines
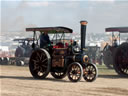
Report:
115,47,128,75
30,49,49,77
68,62,83,82
83,64,97,81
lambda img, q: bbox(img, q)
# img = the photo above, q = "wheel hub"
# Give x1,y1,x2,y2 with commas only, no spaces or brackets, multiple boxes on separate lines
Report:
72,70,77,75
88,71,92,75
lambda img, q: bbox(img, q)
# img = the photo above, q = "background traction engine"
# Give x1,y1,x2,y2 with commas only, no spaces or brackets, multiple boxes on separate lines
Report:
14,38,33,66
103,27,128,76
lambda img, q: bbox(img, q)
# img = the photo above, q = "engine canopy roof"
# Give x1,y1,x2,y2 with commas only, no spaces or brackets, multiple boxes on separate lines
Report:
105,27,128,33
26,27,73,34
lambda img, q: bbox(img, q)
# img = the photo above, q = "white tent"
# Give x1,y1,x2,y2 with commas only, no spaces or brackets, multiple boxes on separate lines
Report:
0,46,9,51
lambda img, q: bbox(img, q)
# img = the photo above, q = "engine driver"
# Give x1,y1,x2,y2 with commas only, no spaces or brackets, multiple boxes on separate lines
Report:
40,32,50,48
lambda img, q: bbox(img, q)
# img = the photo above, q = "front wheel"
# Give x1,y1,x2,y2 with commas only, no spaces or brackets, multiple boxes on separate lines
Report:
83,63,98,82
67,62,83,82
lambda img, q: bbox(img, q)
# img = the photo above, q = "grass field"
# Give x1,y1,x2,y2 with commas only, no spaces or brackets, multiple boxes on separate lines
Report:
98,65,116,74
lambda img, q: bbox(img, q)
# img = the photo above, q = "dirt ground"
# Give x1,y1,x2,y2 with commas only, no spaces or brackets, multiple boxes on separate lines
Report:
0,65,128,96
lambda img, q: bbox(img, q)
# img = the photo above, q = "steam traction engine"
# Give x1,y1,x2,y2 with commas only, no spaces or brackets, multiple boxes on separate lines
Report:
26,21,98,82
14,38,33,66
103,27,128,76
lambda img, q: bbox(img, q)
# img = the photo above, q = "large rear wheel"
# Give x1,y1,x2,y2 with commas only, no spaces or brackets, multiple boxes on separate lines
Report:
113,43,128,76
29,49,51,79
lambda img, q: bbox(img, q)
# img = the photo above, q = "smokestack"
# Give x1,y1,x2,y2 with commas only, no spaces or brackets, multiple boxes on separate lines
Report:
80,20,88,53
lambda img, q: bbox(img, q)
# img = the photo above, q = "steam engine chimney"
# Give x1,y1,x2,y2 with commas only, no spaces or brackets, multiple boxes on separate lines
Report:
80,20,88,53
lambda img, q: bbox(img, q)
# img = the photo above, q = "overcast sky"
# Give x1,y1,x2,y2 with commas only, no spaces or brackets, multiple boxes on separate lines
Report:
1,0,128,34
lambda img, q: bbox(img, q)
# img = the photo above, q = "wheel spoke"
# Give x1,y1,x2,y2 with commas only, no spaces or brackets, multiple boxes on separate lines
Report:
41,64,46,68
32,59,39,62
36,56,40,62
75,75,78,80
33,65,39,70
41,58,48,63
36,52,41,60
